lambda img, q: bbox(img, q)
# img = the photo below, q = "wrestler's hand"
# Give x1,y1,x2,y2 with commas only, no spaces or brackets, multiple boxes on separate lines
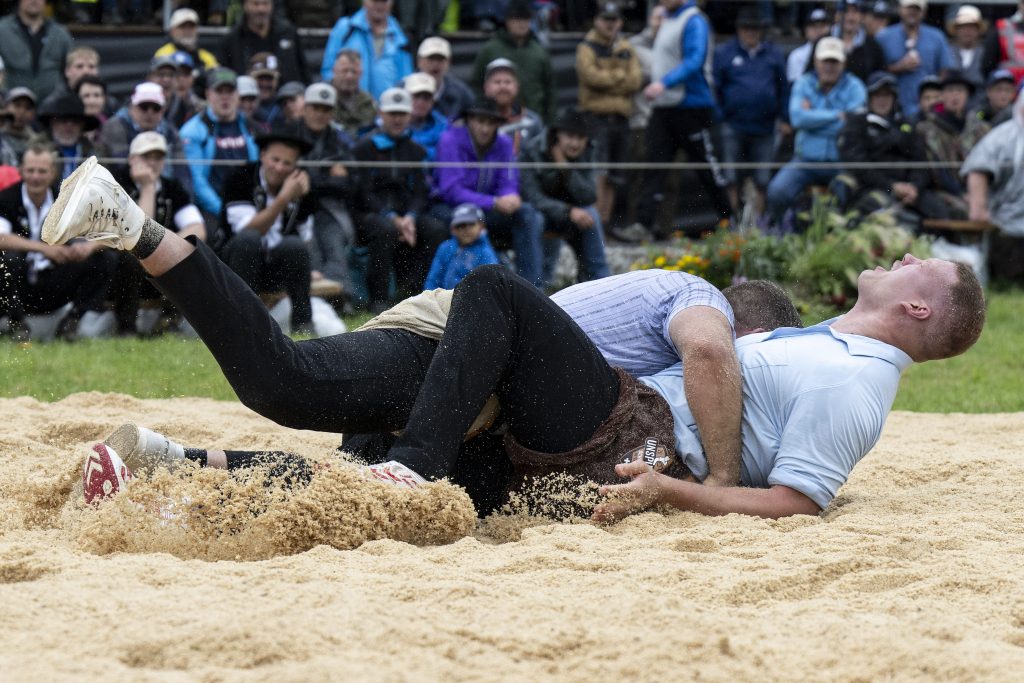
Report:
591,460,665,524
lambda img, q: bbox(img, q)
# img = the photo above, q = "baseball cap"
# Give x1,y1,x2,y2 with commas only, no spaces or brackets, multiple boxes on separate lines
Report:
403,72,437,95
417,36,451,59
206,67,238,90
149,54,177,72
485,57,518,80
130,82,165,107
305,82,337,108
815,37,847,62
917,74,942,95
597,2,622,19
451,203,485,227
869,1,891,16
379,87,413,113
171,51,195,71
899,0,926,9
844,0,863,9
276,81,305,102
866,71,898,93
807,8,830,24
952,4,983,26
6,87,36,105
237,75,259,98
249,52,279,76
129,131,168,156
505,0,533,19
987,68,1015,87
169,8,199,28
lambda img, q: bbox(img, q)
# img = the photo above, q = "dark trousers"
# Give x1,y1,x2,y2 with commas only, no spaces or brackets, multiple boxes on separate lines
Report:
0,248,117,320
388,264,621,480
221,229,312,328
356,213,447,307
635,107,732,231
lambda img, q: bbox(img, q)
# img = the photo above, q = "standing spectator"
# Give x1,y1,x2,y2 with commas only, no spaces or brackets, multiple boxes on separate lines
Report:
713,6,787,219
520,107,611,287
471,0,557,122
220,123,316,333
576,1,643,229
834,0,887,82
329,49,378,137
0,0,73,103
403,72,448,161
416,36,474,120
3,87,37,159
946,5,986,107
432,95,545,287
981,0,1024,85
625,0,732,241
37,93,98,180
352,88,447,312
320,0,413,100
864,1,893,37
787,9,832,84
423,203,500,291
973,69,1016,126
483,58,543,154
766,37,866,227
876,0,953,118
219,0,308,85
297,82,356,298
392,0,447,46
167,52,205,130
0,142,116,342
179,68,260,236
155,8,220,74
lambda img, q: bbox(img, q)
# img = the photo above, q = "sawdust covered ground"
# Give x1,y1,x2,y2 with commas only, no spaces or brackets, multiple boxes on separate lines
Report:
2,393,1024,682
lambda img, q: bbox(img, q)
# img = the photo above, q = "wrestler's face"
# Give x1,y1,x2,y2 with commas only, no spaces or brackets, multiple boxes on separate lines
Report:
858,254,958,309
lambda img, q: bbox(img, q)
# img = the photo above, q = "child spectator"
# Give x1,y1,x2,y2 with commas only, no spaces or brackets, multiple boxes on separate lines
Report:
424,203,499,290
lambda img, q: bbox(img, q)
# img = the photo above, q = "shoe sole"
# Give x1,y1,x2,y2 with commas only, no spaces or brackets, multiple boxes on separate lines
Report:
83,443,133,504
42,156,98,246
104,422,142,472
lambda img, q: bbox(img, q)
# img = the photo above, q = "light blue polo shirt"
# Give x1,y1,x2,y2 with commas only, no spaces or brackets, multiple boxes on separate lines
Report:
639,318,913,509
875,23,953,118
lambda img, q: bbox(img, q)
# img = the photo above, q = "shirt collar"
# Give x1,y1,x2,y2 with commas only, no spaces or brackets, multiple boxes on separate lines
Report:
739,316,913,371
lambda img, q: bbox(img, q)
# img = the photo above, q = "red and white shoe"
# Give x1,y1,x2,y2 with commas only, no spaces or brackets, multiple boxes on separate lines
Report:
365,461,427,489
83,443,134,504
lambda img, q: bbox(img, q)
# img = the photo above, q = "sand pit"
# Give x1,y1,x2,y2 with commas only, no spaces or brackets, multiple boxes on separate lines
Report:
2,393,1024,681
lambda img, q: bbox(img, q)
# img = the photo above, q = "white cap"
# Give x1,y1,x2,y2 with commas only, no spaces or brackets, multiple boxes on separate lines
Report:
236,75,259,98
169,8,200,28
305,82,337,108
899,0,926,9
129,131,168,156
953,4,982,25
403,72,437,95
814,37,847,62
131,82,166,107
417,36,452,59
379,87,413,113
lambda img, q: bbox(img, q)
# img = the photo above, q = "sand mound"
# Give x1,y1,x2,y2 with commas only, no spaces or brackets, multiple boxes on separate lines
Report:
2,394,1024,681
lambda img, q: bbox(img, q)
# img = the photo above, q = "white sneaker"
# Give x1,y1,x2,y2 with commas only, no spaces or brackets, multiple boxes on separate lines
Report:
104,423,186,475
365,461,428,489
83,443,134,504
42,156,146,250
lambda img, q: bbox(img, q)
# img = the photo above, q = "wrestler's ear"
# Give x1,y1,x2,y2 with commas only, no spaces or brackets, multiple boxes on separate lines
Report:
901,299,932,321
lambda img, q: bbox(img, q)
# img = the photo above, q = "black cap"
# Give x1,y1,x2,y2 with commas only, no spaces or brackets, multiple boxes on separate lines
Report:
941,69,976,94
987,69,1015,87
38,93,100,131
865,71,898,93
807,8,830,24
461,95,506,122
868,0,891,15
505,0,533,20
550,107,589,137
736,6,768,28
597,2,622,19
917,74,942,96
255,121,313,154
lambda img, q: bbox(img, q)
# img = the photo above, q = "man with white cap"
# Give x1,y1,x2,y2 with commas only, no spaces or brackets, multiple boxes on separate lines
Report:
236,75,261,122
352,87,446,312
876,0,953,116
946,5,986,106
416,36,474,119
155,8,220,75
403,71,448,160
766,36,866,227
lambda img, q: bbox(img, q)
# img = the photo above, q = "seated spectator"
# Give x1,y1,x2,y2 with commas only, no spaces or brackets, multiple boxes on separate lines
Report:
271,81,305,127
220,122,315,333
787,9,832,84
320,0,413,99
167,52,205,129
432,96,545,287
219,0,308,85
916,70,991,217
963,94,1024,281
155,8,220,76
0,123,18,167
0,142,116,342
483,58,543,155
713,6,786,220
297,82,356,297
111,132,206,335
913,74,942,124
352,88,447,312
37,93,99,180
329,49,377,138
835,0,887,82
39,46,106,113
97,82,184,167
946,5,986,108
576,1,643,228
767,38,866,228
180,67,260,236
3,87,38,159
416,36,474,120
424,203,500,290
75,75,109,133
402,72,448,160
832,71,946,220
864,1,893,37
148,56,180,122
471,0,556,122
876,0,953,118
520,107,611,287
0,0,73,103
972,69,1016,127
236,76,262,127
248,52,281,130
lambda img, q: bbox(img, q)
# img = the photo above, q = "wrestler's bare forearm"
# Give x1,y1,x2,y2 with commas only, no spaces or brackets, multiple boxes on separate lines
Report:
668,307,743,486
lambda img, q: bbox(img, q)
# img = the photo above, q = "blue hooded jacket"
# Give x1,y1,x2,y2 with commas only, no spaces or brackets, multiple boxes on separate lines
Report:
424,233,500,290
789,72,866,161
320,9,413,99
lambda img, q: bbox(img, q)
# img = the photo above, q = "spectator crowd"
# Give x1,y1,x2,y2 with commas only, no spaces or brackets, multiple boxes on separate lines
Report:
0,0,1023,342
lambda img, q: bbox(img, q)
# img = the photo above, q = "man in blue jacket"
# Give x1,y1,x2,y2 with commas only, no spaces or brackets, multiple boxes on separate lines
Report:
766,37,866,228
320,0,413,100
713,6,787,219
